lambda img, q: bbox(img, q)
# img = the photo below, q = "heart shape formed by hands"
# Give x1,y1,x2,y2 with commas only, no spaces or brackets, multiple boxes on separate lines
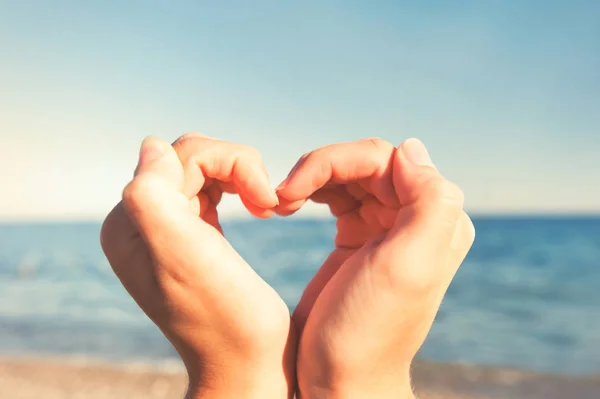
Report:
171,134,407,330
101,132,474,399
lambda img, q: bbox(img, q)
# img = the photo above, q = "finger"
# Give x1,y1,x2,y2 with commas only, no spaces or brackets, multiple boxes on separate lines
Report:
345,183,369,200
122,137,220,254
333,196,393,249
205,184,224,205
274,185,363,217
335,211,375,248
202,202,224,235
274,197,307,217
276,138,398,214
133,136,185,189
358,197,397,231
393,138,463,238
124,136,187,229
240,195,275,218
217,181,274,218
373,139,465,291
392,138,439,206
172,133,278,210
304,186,360,217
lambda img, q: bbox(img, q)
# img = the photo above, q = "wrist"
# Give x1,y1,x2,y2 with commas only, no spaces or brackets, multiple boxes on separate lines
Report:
180,320,298,399
297,368,415,399
186,361,296,399
298,384,416,399
186,377,293,399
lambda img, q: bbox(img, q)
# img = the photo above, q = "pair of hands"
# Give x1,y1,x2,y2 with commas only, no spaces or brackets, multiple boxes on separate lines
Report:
100,133,475,399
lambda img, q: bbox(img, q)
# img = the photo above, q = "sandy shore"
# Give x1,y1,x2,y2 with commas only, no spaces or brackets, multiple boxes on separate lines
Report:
1,356,599,399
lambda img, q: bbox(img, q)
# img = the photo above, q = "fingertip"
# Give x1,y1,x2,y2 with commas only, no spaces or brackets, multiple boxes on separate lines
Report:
273,197,305,217
255,208,275,219
240,196,275,219
235,161,279,208
269,188,280,207
252,188,279,209
257,163,280,206
275,178,289,192
249,207,274,219
275,176,297,201
136,136,170,174
132,136,184,194
397,138,435,168
274,177,310,205
393,139,441,206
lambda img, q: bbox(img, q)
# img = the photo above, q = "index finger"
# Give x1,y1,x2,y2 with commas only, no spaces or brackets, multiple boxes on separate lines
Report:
172,133,278,210
276,138,399,208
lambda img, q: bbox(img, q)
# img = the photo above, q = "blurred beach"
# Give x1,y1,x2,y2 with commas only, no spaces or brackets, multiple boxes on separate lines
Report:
0,216,599,398
3,0,599,396
2,356,600,399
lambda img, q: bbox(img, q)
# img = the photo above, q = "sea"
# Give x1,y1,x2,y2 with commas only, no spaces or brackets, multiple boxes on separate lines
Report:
0,216,599,376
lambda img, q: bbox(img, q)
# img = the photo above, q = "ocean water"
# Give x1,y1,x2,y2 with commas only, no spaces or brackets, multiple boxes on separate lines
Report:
0,217,599,375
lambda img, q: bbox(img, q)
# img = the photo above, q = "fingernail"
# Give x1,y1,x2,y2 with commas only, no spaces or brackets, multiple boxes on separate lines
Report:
252,165,279,206
401,138,434,167
276,178,289,191
271,190,280,206
138,137,167,165
265,184,279,205
277,159,303,191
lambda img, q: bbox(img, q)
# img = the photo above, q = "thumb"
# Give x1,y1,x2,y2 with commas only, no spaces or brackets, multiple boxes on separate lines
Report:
392,138,464,233
123,136,210,249
133,136,185,189
392,138,438,206
374,139,465,287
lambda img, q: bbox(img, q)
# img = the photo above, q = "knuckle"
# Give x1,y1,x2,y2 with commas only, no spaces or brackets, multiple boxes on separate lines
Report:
232,144,263,172
309,143,338,160
241,144,262,160
175,132,208,144
171,132,212,156
121,176,153,211
423,178,465,212
302,149,320,165
363,137,392,151
361,137,395,169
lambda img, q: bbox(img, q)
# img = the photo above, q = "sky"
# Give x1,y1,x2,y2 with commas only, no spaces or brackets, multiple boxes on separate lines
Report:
0,1,599,221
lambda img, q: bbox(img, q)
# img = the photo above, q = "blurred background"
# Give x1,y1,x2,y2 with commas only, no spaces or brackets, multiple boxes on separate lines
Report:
0,1,599,398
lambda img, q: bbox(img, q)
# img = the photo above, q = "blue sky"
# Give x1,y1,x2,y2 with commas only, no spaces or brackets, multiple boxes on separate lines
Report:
1,1,599,220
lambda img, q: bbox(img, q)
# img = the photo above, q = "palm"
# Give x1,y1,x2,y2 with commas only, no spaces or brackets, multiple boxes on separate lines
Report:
189,177,292,321
291,181,399,330
277,138,473,398
175,165,292,333
106,175,290,331
275,139,400,332
103,135,295,385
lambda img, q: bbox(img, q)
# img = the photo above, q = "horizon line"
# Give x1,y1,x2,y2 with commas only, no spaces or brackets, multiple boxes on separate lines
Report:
1,210,599,224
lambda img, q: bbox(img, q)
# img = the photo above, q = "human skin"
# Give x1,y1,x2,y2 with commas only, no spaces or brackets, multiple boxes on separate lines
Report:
275,138,475,399
101,134,474,399
100,133,297,399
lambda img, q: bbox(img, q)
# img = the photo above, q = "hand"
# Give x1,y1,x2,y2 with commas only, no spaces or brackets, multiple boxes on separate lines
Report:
276,138,475,398
100,134,296,399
